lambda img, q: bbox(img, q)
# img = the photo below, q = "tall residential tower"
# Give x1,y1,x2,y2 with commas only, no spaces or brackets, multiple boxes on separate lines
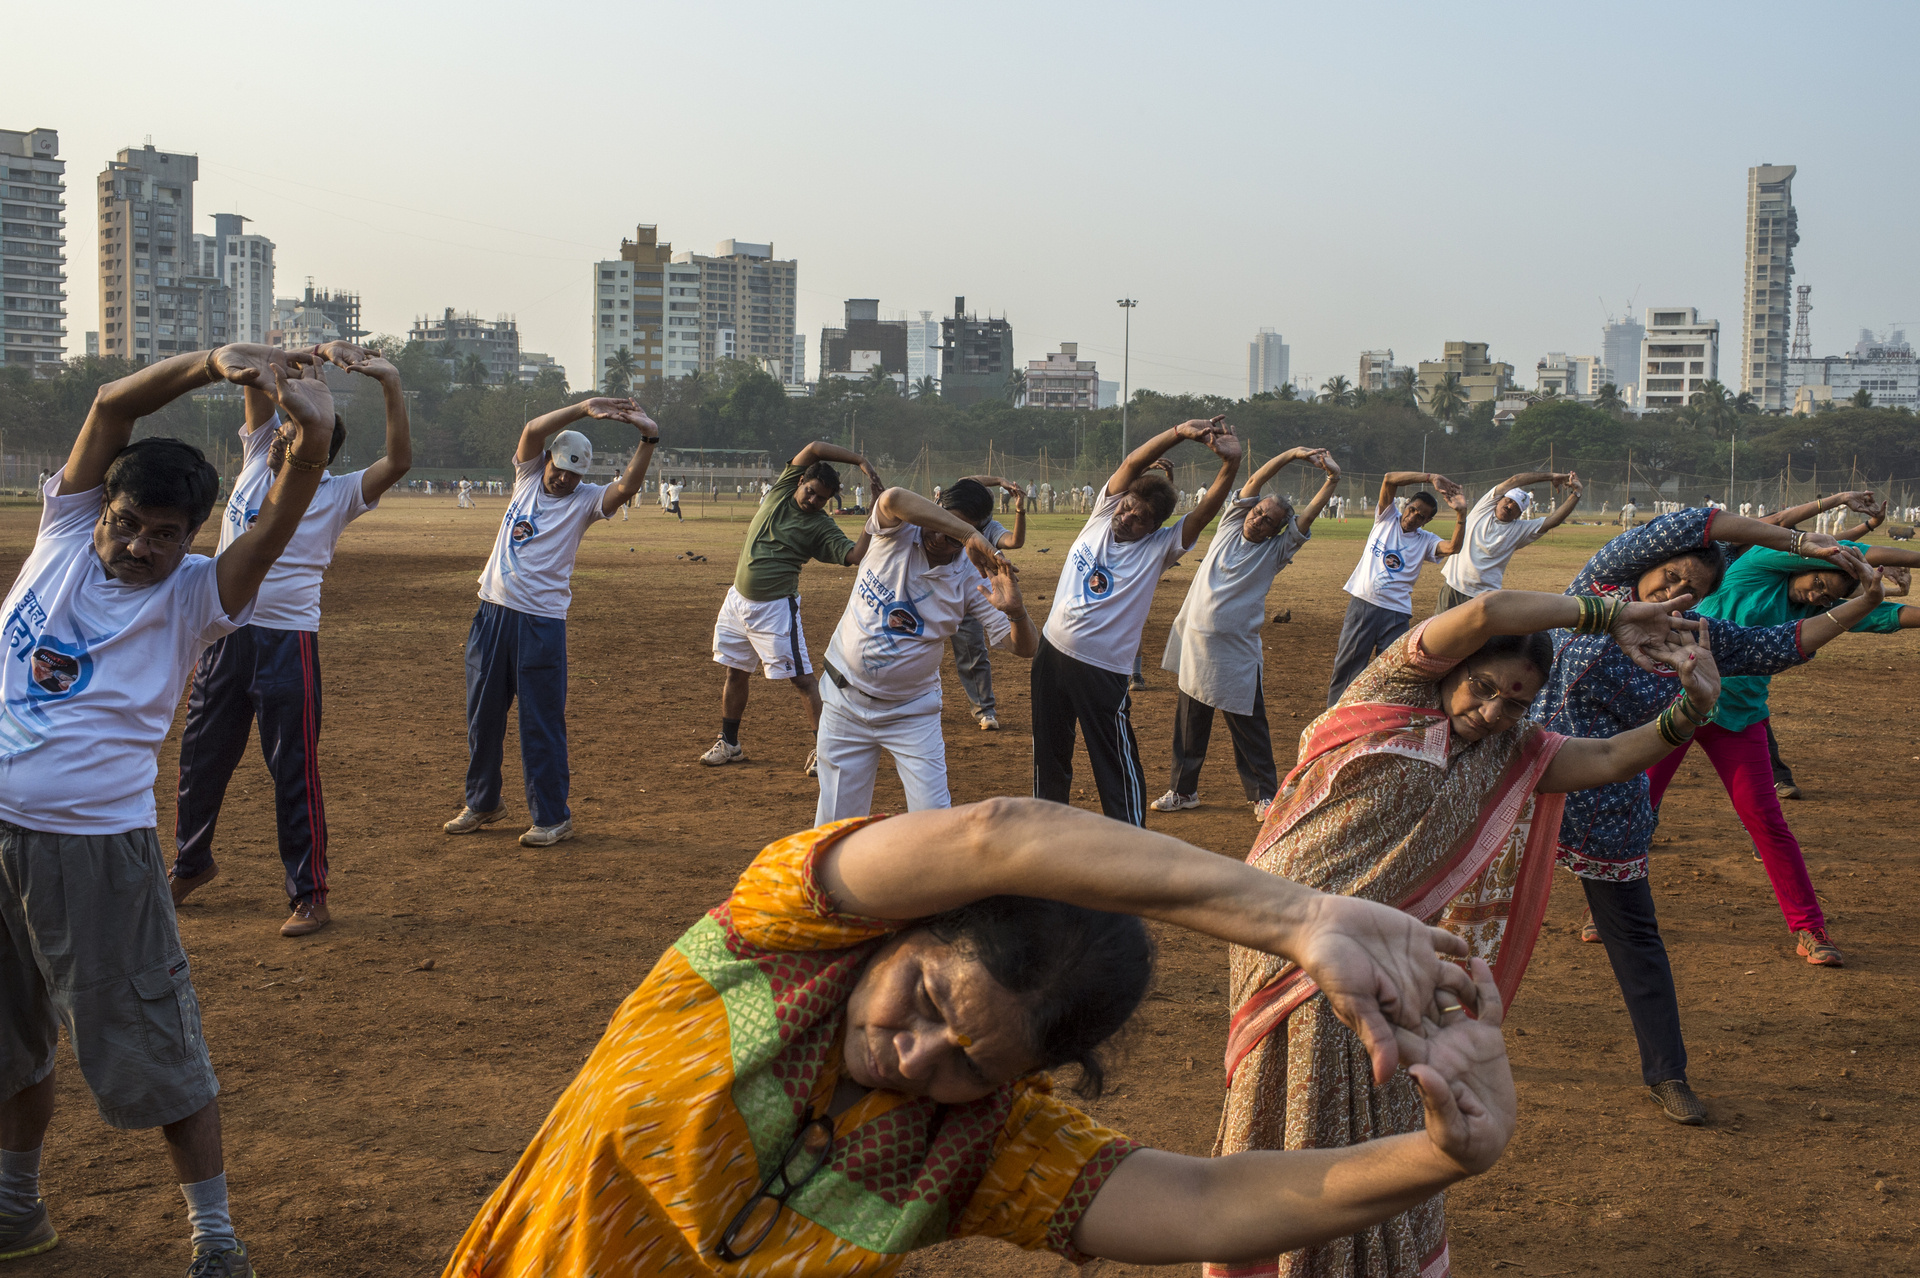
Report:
1249,328,1289,396
1,127,66,372
96,145,229,363
591,224,673,390
1741,164,1797,411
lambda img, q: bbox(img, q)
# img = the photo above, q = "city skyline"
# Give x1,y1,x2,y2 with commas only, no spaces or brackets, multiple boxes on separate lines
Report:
8,0,1919,400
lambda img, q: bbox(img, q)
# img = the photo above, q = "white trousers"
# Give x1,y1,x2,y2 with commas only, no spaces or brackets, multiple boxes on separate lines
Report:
813,677,949,826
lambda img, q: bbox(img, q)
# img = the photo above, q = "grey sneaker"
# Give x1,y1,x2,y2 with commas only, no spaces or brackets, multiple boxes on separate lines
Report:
1648,1079,1707,1126
804,749,818,778
699,737,745,766
188,1239,255,1277
978,715,1000,731
443,804,507,835
1150,790,1200,813
0,1199,57,1260
519,819,574,848
1253,798,1273,821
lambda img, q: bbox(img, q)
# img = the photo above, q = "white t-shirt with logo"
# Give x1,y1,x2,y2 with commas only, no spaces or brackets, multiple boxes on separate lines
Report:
0,476,253,833
1342,501,1443,615
1042,486,1188,674
1441,488,1546,597
476,455,611,620
216,416,378,632
826,515,1013,701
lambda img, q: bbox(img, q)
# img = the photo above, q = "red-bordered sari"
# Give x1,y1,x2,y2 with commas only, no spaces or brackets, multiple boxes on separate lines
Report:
1206,621,1566,1278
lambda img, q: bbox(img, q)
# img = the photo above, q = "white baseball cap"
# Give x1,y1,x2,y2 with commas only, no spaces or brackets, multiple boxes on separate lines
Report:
548,430,592,475
1503,487,1534,511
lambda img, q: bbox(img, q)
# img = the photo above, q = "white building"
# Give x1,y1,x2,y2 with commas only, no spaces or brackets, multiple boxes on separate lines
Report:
1249,327,1290,396
1535,352,1612,399
1786,328,1918,411
1027,342,1100,411
905,310,939,391
214,219,275,345
0,126,67,372
663,260,702,377
1741,164,1797,412
1639,307,1719,410
1357,349,1401,393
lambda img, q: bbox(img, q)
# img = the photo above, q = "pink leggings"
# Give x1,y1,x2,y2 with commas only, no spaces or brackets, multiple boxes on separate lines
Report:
1645,717,1823,933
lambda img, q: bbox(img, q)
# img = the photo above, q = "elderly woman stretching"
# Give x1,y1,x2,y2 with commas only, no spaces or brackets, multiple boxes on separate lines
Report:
443,802,1519,1276
1212,587,1720,1278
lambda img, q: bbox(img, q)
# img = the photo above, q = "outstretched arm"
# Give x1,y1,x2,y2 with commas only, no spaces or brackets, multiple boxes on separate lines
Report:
873,486,1000,571
1238,445,1315,500
1177,425,1245,548
1766,490,1873,530
958,475,1026,547
1536,473,1582,532
1292,451,1343,535
514,396,628,463
327,355,413,502
1106,416,1224,497
1423,588,1697,670
822,798,1478,1086
1377,470,1460,516
599,407,662,515
1432,488,1471,560
1541,627,1720,792
215,365,334,616
793,440,884,494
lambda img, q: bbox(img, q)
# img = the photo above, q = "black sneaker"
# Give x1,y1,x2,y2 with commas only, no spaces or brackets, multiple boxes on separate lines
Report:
1648,1079,1707,1126
0,1199,58,1260
188,1239,256,1277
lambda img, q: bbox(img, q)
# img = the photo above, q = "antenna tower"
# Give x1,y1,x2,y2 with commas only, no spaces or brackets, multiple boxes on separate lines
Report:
1791,285,1812,359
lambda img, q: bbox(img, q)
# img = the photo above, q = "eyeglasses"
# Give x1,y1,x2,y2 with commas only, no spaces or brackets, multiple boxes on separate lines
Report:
715,1108,835,1261
1462,670,1533,722
100,513,187,550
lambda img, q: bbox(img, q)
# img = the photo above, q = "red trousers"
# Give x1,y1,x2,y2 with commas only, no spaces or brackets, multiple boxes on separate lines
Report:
1646,717,1824,933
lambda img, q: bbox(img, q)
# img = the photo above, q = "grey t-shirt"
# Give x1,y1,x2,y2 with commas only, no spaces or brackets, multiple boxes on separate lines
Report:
1162,500,1309,715
980,517,1010,548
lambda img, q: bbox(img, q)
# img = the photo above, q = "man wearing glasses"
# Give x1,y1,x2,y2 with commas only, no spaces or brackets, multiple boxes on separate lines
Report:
0,345,336,1276
169,342,412,939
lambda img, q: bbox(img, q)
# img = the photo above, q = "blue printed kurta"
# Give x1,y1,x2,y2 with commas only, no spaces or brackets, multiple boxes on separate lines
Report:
1534,508,1810,881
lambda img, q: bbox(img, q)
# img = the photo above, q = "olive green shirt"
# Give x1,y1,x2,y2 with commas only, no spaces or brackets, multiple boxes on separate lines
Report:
732,465,858,601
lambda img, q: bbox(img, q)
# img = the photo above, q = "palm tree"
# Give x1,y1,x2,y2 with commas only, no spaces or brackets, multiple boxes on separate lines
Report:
1423,372,1468,422
457,352,490,387
1689,379,1736,435
1733,390,1760,414
1277,382,1299,402
1390,367,1421,408
1851,387,1874,409
862,365,898,397
1006,368,1027,405
911,375,938,400
1593,381,1626,416
1319,374,1354,406
602,346,637,395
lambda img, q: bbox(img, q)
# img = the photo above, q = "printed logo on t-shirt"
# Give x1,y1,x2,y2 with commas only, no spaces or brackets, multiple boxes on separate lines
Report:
1083,563,1114,599
1,588,96,756
883,598,924,637
851,566,930,672
1382,550,1404,572
511,517,536,543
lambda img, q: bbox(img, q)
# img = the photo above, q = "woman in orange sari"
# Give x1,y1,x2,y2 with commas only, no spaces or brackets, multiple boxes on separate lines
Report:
1211,588,1721,1278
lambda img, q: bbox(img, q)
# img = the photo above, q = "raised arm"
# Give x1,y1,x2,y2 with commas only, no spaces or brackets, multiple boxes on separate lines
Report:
1836,496,1887,543
1238,445,1317,501
215,365,333,616
1107,416,1224,497
821,798,1477,1086
1541,626,1720,792
323,353,413,502
958,475,1026,547
1177,425,1245,548
873,486,1000,569
1431,487,1471,560
1766,490,1873,530
1792,546,1887,649
1536,472,1582,532
515,397,621,463
1376,470,1453,516
599,406,662,515
793,440,884,494
1423,588,1695,670
1293,451,1343,535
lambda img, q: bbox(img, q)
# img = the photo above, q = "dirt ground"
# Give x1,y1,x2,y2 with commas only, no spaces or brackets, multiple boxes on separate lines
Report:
1,490,1914,1278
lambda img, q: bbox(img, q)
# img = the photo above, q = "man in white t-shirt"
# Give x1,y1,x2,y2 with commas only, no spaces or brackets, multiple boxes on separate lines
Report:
1435,470,1581,613
1153,446,1340,819
814,489,1033,823
0,343,336,1276
946,476,1027,730
442,398,660,848
170,344,412,939
1034,417,1242,824
1325,470,1468,705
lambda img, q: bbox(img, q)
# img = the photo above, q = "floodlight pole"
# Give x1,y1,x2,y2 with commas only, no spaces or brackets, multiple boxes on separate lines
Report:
1117,298,1137,455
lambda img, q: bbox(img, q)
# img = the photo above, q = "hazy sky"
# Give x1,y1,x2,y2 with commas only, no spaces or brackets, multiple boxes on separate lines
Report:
12,1,1918,398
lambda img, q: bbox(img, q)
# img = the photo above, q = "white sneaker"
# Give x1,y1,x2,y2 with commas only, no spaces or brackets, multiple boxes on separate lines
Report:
1253,798,1273,822
804,749,818,778
978,715,1000,731
443,805,507,835
700,737,745,766
519,818,574,848
1150,790,1199,813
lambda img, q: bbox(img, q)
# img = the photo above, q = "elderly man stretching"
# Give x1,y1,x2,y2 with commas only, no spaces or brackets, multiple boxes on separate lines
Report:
1434,469,1582,613
1325,470,1468,706
443,398,659,848
1033,417,1242,825
1152,446,1341,820
814,485,1035,822
0,344,334,1276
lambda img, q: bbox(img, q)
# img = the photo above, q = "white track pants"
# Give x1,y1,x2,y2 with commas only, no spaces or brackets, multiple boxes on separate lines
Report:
813,677,949,826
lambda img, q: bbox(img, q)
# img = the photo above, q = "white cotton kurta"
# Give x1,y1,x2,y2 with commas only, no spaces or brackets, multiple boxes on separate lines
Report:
1161,500,1309,717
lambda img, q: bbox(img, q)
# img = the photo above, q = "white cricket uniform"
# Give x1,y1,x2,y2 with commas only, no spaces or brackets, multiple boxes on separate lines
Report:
476,456,611,620
813,515,1014,824
0,476,253,832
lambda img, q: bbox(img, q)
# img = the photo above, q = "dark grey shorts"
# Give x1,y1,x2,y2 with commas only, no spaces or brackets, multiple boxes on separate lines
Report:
0,821,219,1129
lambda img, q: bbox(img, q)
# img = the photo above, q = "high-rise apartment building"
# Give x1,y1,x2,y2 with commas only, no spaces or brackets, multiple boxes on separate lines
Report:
591,224,672,390
1415,342,1513,415
671,239,800,384
1357,349,1401,393
1639,307,1719,410
96,145,228,363
409,307,520,383
940,296,1014,407
906,310,939,391
1,127,67,372
204,214,275,344
1248,328,1289,396
1027,342,1100,410
1742,164,1798,411
1601,314,1645,405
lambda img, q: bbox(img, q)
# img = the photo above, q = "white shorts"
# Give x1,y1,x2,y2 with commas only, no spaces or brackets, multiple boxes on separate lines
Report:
712,586,813,680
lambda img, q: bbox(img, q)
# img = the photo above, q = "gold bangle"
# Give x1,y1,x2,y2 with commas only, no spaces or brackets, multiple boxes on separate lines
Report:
282,453,327,472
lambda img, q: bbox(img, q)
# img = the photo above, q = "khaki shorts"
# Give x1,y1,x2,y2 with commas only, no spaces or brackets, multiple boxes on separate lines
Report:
0,821,219,1129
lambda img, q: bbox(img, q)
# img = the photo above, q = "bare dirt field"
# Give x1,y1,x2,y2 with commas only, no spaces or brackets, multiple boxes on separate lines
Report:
1,492,1914,1278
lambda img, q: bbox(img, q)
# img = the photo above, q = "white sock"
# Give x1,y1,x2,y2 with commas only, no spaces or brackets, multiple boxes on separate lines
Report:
0,1146,41,1215
179,1171,237,1252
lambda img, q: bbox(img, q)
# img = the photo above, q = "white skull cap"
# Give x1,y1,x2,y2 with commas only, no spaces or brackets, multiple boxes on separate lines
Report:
1503,487,1534,510
548,430,592,475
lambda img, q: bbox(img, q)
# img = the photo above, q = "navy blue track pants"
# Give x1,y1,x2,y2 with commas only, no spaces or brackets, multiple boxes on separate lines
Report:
464,602,570,827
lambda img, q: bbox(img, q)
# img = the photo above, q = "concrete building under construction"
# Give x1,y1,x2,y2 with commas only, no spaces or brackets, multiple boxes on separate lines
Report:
940,296,1014,407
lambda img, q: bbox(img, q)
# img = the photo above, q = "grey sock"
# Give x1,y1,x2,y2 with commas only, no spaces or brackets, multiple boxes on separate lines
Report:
0,1145,40,1215
179,1171,237,1252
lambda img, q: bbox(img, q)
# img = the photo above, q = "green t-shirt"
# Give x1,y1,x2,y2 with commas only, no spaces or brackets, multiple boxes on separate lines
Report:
731,465,857,601
1697,540,1906,731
